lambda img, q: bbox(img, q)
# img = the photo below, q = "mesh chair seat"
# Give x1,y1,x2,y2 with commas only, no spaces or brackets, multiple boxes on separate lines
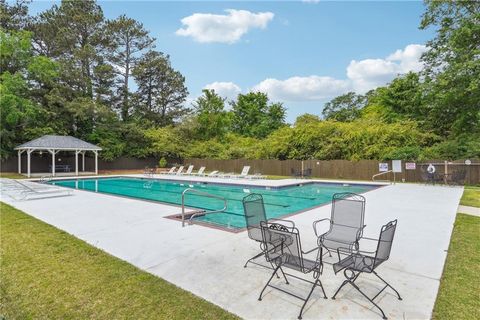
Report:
320,225,361,250
284,255,319,273
333,253,386,274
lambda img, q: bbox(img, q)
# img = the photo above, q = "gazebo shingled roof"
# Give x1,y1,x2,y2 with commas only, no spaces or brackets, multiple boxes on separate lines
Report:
15,135,101,151
15,135,101,177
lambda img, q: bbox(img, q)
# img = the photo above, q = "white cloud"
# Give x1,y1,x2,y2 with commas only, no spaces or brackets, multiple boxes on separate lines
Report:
252,76,350,101
347,58,400,92
302,0,321,3
204,81,242,100
175,9,274,44
387,44,426,73
347,44,427,92
250,44,427,101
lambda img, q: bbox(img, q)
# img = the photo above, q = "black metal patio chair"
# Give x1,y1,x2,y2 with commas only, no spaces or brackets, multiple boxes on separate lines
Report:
331,220,402,320
302,168,312,178
313,192,366,258
242,193,295,269
258,221,328,320
446,169,467,186
291,168,302,177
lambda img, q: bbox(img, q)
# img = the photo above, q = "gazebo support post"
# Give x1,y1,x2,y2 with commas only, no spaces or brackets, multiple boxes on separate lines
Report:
94,150,98,175
48,149,57,177
81,151,86,172
27,149,33,178
75,150,81,176
18,150,24,174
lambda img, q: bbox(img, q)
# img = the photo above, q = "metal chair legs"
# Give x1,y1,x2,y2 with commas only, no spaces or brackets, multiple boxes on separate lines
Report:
258,266,327,320
332,270,401,320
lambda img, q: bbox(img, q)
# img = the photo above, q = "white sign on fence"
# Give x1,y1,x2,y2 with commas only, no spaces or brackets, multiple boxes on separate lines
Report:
379,163,389,172
405,162,416,170
392,160,402,173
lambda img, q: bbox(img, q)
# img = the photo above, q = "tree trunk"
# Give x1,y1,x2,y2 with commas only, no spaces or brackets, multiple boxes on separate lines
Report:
122,40,131,121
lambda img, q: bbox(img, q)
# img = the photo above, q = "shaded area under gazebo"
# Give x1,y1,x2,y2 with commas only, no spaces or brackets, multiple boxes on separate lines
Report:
15,135,101,178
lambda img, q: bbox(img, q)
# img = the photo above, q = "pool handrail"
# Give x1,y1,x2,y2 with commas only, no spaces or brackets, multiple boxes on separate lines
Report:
181,188,228,227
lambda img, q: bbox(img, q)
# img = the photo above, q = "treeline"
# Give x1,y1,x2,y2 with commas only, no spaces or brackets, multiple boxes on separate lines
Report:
1,0,479,162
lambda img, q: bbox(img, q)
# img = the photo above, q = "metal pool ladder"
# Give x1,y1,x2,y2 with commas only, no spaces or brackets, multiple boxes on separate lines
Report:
181,188,228,227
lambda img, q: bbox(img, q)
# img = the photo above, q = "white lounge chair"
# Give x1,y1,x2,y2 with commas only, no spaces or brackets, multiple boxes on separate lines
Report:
162,167,176,175
192,167,206,176
234,166,251,179
249,172,265,180
180,165,194,175
208,170,219,177
175,166,185,175
218,172,235,178
1,179,73,200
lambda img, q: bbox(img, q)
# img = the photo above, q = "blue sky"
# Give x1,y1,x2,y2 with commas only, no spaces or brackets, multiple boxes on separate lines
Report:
29,1,434,123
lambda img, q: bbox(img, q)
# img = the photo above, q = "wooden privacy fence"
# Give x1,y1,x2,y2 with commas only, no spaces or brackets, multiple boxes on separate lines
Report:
184,158,480,184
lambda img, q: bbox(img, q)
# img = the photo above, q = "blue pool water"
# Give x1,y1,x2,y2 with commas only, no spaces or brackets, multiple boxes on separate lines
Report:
50,177,377,230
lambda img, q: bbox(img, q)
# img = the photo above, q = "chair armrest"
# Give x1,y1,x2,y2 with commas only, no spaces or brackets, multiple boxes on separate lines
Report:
269,218,295,229
360,236,379,242
313,218,331,237
336,246,353,261
302,246,320,255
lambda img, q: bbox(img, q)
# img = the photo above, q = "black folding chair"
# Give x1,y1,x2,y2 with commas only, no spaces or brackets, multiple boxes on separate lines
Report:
258,221,327,320
242,193,294,268
332,220,402,319
447,169,466,186
313,192,366,258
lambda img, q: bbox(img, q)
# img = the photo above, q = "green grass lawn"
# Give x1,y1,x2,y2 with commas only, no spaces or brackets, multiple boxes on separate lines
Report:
0,172,25,179
0,202,238,319
459,186,480,207
432,213,480,320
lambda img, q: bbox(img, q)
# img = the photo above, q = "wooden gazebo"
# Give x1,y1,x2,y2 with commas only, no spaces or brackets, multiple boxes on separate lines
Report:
15,135,101,178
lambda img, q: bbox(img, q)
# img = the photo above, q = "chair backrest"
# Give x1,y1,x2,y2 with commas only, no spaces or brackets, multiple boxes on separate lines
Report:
197,167,206,174
242,193,267,242
303,168,312,177
208,170,219,176
240,166,251,176
260,221,305,273
168,167,176,173
374,220,397,267
331,192,365,230
185,165,194,174
176,166,184,174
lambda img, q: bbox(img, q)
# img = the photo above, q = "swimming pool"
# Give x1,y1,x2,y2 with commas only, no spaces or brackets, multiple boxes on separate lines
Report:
50,177,377,230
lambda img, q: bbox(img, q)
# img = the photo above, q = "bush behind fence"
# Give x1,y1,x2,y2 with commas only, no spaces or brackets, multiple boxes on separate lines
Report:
2,155,478,184
184,158,480,184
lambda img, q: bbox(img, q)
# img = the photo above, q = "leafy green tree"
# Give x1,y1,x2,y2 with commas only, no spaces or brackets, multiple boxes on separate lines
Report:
31,0,108,98
294,113,321,126
230,92,286,138
420,0,480,136
0,0,30,31
322,92,366,121
0,30,56,158
105,15,155,121
192,89,231,139
144,126,186,159
362,72,424,123
132,50,188,126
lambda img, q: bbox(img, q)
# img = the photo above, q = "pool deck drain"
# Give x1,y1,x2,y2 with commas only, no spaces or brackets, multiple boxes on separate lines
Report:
1,176,463,319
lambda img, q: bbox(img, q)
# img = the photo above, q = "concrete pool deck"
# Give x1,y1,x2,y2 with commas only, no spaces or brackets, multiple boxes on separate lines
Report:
1,176,463,319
